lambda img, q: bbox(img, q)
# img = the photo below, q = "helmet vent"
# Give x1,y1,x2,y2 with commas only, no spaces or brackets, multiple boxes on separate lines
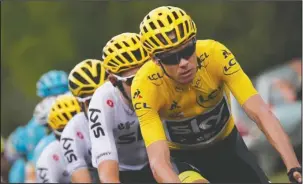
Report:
86,61,92,67
178,23,185,38
115,55,125,64
131,38,137,44
149,22,156,30
150,37,159,46
185,20,189,33
172,11,178,20
157,20,164,28
123,41,130,47
132,48,142,61
156,33,168,45
114,43,122,49
122,52,133,63
73,72,89,84
62,113,69,121
167,15,172,24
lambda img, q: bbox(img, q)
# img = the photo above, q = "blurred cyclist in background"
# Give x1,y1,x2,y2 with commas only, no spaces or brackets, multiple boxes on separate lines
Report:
1,136,10,183
7,120,46,183
36,94,81,183
25,70,70,183
59,59,107,183
7,70,69,183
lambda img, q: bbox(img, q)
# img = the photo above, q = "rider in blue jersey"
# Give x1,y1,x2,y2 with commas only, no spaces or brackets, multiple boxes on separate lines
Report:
8,70,69,183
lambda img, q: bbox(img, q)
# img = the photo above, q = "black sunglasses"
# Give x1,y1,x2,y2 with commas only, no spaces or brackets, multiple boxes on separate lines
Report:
155,37,196,65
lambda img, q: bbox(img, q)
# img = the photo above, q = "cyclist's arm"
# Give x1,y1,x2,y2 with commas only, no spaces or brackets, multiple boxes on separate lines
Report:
212,41,301,173
25,162,36,183
36,157,58,183
242,95,301,170
60,118,92,183
88,86,120,183
131,74,180,183
71,168,92,183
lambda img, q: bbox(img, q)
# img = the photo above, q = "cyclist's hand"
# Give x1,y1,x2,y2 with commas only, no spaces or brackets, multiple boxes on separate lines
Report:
293,171,302,183
287,167,302,183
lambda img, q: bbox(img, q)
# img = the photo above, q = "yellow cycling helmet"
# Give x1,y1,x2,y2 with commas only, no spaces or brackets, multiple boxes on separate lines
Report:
48,94,81,134
140,6,197,54
102,33,149,74
68,59,107,98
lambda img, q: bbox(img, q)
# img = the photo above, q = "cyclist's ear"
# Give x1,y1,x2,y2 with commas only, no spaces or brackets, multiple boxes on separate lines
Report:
108,74,118,87
151,56,161,66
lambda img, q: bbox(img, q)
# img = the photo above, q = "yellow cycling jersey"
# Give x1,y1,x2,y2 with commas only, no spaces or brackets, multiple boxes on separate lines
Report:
131,39,258,150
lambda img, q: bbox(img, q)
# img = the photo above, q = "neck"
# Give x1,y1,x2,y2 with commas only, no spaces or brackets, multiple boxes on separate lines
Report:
119,91,133,109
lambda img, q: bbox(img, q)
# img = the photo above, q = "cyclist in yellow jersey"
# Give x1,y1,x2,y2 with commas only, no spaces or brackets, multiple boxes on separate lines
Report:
132,6,302,183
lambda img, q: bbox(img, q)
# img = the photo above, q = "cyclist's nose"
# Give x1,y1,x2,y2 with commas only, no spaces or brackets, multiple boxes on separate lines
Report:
179,58,189,68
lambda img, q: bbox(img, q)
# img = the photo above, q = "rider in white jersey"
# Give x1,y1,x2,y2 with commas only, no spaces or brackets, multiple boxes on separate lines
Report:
36,94,81,183
88,33,155,183
36,141,69,183
60,59,107,183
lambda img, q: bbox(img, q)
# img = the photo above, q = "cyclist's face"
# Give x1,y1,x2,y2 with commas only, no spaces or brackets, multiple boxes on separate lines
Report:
120,67,140,98
155,39,197,84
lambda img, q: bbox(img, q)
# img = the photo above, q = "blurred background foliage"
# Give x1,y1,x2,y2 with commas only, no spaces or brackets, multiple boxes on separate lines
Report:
1,1,302,135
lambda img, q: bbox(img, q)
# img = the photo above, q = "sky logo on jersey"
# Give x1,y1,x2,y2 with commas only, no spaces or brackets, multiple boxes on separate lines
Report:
37,167,49,183
76,131,84,139
106,100,114,108
89,108,106,138
61,137,77,163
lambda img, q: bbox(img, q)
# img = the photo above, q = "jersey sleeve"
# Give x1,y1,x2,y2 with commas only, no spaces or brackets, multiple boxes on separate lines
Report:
209,41,258,105
131,62,167,147
88,85,118,168
60,118,88,175
36,153,59,183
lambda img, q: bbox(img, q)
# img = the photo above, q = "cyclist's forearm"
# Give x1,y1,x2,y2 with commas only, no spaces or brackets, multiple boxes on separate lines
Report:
151,159,181,183
98,160,120,183
147,141,181,183
243,95,300,170
71,168,92,183
25,162,36,183
254,110,300,170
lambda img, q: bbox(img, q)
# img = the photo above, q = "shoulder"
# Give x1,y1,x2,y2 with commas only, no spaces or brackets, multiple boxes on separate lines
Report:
61,112,87,139
38,141,59,161
64,112,86,130
195,39,231,60
195,39,217,56
91,81,116,101
133,60,164,87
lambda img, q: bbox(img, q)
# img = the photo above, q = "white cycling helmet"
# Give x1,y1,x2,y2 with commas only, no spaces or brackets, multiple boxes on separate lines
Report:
33,96,57,126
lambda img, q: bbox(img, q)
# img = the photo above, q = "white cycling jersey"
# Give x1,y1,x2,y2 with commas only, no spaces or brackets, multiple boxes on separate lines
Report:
60,112,93,175
89,82,148,171
36,140,70,183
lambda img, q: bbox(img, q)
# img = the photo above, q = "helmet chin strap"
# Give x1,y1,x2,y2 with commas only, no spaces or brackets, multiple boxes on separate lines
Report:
108,74,133,108
116,81,133,106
